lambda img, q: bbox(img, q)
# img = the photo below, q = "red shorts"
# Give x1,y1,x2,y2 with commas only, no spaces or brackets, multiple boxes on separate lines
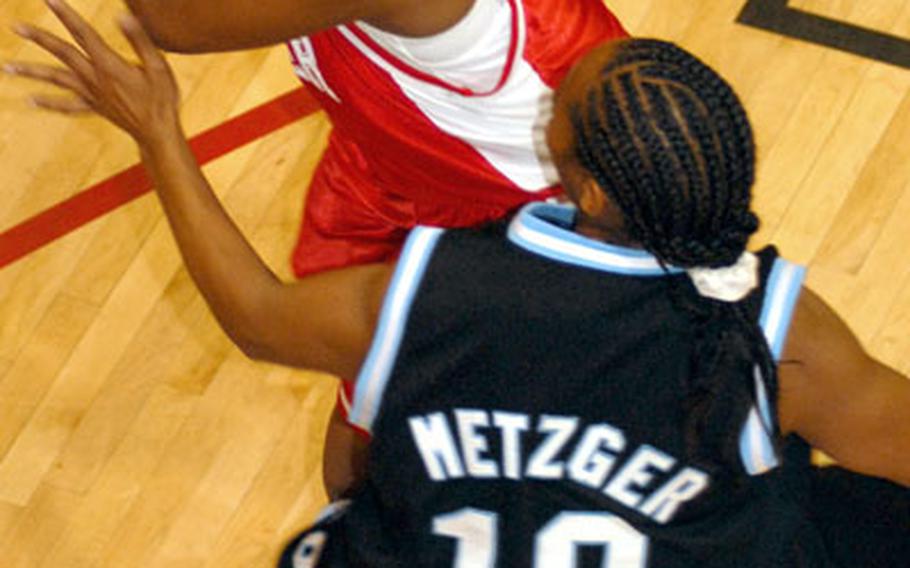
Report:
291,135,410,278
291,134,554,278
294,134,560,433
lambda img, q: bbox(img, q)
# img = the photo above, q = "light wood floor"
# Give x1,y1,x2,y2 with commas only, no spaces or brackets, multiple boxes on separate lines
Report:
1,1,908,566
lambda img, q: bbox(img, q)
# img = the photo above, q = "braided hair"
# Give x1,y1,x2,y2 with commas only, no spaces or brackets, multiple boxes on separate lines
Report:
569,39,777,469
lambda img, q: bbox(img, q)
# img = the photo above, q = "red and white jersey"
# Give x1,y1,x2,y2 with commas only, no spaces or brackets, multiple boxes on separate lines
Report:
287,0,628,215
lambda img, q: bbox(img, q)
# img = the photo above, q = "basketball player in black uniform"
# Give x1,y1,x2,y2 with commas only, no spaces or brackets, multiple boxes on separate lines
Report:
9,4,909,566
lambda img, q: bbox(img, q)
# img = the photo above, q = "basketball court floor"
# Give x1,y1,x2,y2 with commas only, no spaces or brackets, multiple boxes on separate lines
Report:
0,1,908,566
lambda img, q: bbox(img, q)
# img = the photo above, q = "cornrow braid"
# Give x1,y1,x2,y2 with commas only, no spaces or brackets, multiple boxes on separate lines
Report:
570,39,776,470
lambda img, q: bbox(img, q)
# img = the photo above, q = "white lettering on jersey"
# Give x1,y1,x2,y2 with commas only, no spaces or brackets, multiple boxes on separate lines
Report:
567,424,626,489
455,409,499,478
289,37,341,103
526,416,579,480
604,446,676,509
407,409,711,524
639,467,710,524
409,412,465,481
493,411,529,480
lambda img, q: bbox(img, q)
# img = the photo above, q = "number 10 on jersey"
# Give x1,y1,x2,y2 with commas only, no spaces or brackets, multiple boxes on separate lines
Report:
433,508,649,567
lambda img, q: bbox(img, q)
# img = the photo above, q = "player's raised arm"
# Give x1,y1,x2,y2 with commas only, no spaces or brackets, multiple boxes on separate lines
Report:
6,1,389,379
778,288,910,487
122,0,474,53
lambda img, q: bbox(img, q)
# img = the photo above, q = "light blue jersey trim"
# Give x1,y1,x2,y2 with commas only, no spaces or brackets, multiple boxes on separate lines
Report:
759,259,807,359
739,257,806,476
350,227,444,433
314,499,351,523
507,203,684,276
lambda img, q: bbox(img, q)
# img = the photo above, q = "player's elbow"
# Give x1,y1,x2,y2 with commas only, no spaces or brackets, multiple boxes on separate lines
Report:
209,304,279,362
225,320,281,363
233,334,274,362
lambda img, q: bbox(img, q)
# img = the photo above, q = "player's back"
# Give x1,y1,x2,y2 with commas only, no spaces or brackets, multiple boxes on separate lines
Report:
285,204,834,567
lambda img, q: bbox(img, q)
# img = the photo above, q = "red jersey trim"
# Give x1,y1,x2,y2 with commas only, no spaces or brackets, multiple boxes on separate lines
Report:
344,0,521,97
337,382,372,439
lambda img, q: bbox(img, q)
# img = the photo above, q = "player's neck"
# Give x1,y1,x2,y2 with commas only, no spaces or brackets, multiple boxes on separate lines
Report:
574,214,639,249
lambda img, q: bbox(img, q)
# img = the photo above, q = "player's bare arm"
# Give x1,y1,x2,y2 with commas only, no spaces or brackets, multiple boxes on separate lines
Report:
7,0,388,380
778,288,910,487
123,0,475,53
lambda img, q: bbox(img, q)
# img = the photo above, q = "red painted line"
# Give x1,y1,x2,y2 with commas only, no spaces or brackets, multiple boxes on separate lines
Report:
0,88,321,269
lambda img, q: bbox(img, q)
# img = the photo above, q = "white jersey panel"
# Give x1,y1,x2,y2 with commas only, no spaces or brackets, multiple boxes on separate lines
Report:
342,1,558,191
357,0,507,93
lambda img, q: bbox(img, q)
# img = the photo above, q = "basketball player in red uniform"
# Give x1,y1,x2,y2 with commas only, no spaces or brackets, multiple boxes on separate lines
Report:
123,0,627,277
115,0,630,496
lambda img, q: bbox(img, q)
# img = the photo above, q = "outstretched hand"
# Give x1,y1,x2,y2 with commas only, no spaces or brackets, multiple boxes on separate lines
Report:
5,0,181,146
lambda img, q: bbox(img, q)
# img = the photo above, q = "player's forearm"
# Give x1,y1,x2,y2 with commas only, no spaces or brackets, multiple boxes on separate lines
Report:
123,0,370,52
124,0,296,52
138,126,280,357
124,0,474,53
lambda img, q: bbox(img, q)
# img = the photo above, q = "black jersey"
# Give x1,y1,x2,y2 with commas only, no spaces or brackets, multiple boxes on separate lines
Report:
283,203,830,567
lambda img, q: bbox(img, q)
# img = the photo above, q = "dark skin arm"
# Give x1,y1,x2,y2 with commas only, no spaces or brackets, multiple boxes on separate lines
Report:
324,407,369,500
123,0,475,52
779,288,910,487
7,0,389,381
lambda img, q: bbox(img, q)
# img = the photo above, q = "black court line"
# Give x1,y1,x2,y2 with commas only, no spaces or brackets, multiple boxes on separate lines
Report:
737,0,910,69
